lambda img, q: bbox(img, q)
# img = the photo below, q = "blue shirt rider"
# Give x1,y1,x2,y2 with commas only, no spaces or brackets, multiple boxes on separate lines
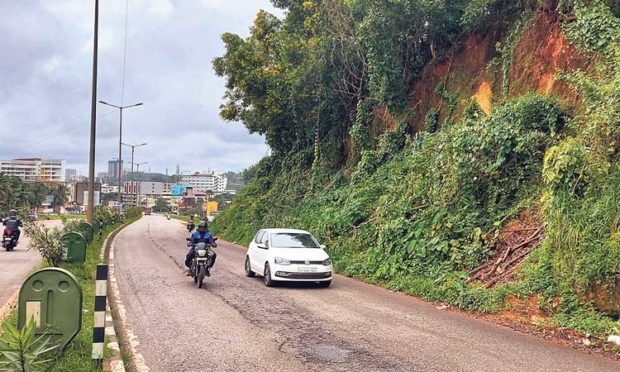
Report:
185,222,217,275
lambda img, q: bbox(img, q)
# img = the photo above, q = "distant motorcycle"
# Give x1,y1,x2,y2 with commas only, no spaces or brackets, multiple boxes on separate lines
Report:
2,229,18,251
186,221,195,232
186,238,217,288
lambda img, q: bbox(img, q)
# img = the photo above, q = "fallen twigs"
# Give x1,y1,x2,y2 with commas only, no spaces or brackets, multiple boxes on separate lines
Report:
468,224,545,286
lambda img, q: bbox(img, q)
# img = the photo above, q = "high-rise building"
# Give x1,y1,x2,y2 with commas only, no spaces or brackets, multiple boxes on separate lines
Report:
65,168,77,181
0,158,65,182
108,159,123,182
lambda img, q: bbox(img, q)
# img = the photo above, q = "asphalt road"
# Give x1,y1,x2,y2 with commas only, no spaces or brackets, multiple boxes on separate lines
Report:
114,215,620,372
0,220,62,311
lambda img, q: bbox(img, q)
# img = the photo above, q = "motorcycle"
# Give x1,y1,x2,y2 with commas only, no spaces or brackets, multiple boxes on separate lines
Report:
186,221,195,232
186,238,217,288
166,213,170,220
2,229,18,251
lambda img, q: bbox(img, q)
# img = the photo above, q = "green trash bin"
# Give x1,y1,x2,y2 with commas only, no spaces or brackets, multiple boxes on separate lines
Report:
60,232,87,263
18,268,83,351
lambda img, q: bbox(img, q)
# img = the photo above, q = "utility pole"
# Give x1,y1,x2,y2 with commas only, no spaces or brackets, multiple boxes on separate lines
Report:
86,0,99,224
135,161,148,207
122,142,146,206
99,101,143,209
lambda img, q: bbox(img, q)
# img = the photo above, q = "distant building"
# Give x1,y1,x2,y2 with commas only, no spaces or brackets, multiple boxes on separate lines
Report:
0,158,65,183
181,172,228,193
102,184,118,194
65,168,77,181
123,181,171,196
74,181,102,206
108,159,123,182
96,172,108,182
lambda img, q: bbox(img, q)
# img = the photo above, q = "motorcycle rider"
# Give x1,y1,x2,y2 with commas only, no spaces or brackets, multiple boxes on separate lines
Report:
187,216,195,231
185,222,216,276
2,209,22,243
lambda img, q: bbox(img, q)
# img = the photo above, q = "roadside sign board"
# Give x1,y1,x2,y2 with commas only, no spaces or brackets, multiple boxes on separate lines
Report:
60,232,87,263
18,268,83,351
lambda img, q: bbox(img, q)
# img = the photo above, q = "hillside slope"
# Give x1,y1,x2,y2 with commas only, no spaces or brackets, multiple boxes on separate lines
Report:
212,0,620,342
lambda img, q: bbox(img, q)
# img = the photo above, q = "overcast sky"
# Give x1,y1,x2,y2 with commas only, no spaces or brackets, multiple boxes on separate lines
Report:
0,0,281,176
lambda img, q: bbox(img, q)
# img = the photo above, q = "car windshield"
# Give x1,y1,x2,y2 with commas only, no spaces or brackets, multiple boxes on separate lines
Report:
271,233,320,248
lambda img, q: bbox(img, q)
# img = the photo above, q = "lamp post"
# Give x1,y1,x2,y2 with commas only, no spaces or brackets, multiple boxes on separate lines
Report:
98,100,143,208
122,142,146,205
86,0,99,224
135,161,148,207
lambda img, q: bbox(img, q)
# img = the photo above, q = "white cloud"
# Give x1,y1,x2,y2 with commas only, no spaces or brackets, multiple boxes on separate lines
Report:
0,0,276,173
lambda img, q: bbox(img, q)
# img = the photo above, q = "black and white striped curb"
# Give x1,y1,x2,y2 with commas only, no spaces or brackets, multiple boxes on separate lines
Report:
98,224,128,371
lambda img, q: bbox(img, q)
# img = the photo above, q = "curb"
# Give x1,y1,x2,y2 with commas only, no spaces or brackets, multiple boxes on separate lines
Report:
99,223,132,372
107,220,150,372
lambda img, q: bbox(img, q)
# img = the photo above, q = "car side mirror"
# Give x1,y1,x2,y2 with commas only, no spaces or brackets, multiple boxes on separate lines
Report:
257,243,268,250
320,244,326,250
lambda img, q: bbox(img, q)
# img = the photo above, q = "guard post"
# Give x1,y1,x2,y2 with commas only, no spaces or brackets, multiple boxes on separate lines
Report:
92,264,108,361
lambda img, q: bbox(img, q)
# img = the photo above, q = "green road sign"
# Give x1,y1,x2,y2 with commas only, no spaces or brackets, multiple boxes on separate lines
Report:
79,221,94,243
60,232,87,263
18,268,83,351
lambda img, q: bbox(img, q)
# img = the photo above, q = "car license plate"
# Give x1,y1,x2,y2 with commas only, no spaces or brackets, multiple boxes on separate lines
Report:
298,267,317,273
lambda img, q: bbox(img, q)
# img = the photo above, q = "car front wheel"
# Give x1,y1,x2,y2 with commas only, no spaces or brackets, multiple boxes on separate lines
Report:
245,256,255,277
263,263,274,287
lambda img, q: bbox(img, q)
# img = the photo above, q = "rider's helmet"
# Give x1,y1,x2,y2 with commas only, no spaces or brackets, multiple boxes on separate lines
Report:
9,209,17,217
198,222,207,231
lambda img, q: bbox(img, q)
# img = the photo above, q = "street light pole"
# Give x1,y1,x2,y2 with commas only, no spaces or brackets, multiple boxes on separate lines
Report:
86,0,99,224
99,101,143,209
122,142,147,206
135,161,148,207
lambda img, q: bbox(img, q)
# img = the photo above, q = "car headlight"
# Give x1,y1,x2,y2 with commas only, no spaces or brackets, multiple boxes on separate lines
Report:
274,257,291,265
322,258,332,266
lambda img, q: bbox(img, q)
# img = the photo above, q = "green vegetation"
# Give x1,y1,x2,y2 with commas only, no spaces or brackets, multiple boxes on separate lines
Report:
213,0,620,338
0,319,58,371
0,174,69,217
0,209,140,371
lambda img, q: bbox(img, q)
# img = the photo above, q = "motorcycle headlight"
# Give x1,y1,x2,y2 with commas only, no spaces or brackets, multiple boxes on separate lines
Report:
322,258,332,266
274,257,291,265
197,249,207,257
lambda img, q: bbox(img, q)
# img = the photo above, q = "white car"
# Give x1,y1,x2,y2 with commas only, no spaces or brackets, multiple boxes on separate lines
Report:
245,228,333,287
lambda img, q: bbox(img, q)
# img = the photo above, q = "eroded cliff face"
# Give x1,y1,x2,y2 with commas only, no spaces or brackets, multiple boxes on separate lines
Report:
375,9,593,135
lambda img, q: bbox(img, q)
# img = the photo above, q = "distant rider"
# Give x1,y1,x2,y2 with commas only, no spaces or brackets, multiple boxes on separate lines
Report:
2,209,22,243
185,222,217,276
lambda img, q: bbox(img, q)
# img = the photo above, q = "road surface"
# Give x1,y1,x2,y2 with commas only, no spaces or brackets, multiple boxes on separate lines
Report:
114,215,620,371
0,220,62,313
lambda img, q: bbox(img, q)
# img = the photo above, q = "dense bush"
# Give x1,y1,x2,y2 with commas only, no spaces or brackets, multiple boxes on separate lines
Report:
214,94,565,282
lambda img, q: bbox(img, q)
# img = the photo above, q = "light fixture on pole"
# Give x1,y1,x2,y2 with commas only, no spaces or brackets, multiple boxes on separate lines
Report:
98,101,143,208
